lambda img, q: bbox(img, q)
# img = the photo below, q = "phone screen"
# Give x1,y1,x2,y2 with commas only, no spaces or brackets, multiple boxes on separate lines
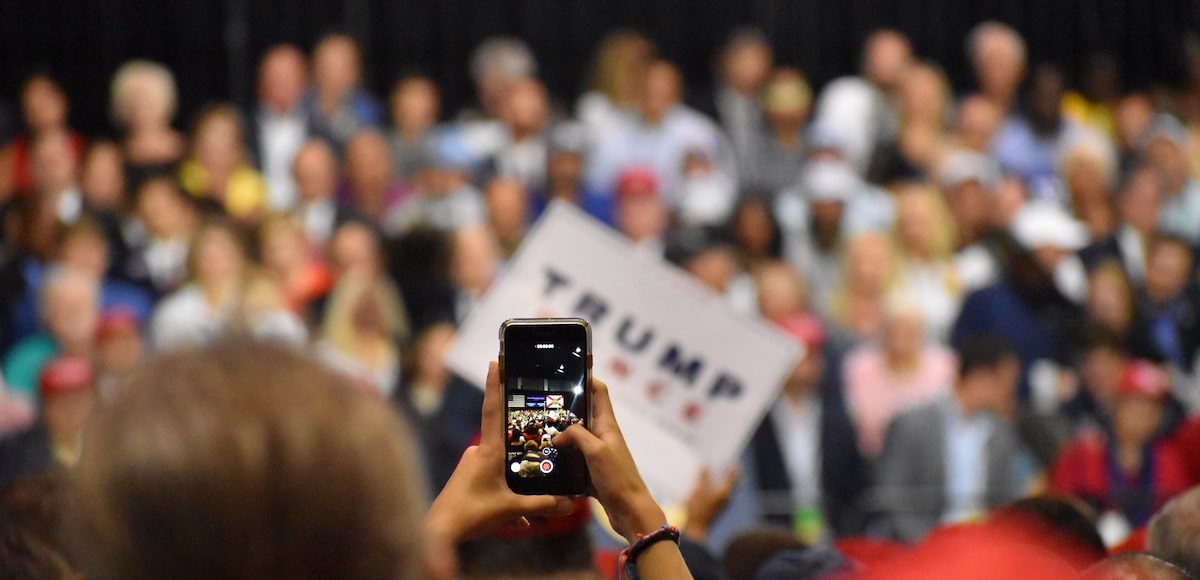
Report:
502,319,590,496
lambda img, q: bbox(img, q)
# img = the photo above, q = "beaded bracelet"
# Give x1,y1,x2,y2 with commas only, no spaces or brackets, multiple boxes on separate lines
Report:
619,524,681,579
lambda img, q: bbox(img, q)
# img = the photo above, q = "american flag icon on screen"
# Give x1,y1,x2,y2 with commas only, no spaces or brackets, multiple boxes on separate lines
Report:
508,394,525,408
546,394,564,409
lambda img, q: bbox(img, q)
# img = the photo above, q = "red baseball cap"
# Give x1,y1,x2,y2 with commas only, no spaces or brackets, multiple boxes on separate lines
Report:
1116,360,1170,403
39,356,95,397
615,168,659,201
96,307,140,342
777,313,825,355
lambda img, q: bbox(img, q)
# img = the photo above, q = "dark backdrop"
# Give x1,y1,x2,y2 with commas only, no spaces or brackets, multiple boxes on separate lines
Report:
2,0,1198,137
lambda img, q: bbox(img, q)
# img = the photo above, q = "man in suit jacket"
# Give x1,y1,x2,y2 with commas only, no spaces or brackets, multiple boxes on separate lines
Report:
291,139,367,250
747,314,867,538
872,333,1026,542
245,45,313,212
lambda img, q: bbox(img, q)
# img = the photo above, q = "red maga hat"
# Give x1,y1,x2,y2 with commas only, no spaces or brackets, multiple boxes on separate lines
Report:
1116,359,1170,402
39,356,95,397
615,168,659,201
777,313,826,354
96,307,140,341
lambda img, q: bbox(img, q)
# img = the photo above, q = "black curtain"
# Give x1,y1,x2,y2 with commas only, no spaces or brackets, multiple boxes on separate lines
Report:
2,0,1197,137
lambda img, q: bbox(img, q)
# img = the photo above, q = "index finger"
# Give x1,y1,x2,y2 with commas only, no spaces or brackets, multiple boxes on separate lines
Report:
479,361,501,451
588,376,621,436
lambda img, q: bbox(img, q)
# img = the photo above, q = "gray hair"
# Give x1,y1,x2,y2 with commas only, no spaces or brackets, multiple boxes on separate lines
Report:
469,37,537,82
110,60,178,127
965,21,1026,65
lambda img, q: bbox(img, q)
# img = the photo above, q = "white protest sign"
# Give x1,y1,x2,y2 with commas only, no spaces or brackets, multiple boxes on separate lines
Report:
446,201,799,504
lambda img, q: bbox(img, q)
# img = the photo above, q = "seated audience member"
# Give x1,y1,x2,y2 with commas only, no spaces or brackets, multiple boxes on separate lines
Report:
123,177,196,297
10,73,86,195
237,273,308,348
746,68,812,195
691,27,772,171
478,77,551,190
934,150,1008,292
257,215,333,319
341,130,410,221
1057,331,1131,436
1061,138,1118,240
953,95,1004,155
613,168,670,252
70,341,692,580
891,184,962,341
463,36,538,122
1144,115,1200,244
304,34,382,152
328,220,387,281
383,139,485,235
992,63,1090,191
843,300,956,458
1079,163,1164,285
1136,236,1200,374
666,227,758,315
79,140,127,214
246,44,311,212
448,225,501,323
826,232,894,342
316,274,409,398
386,75,441,185
576,30,655,141
1085,262,1160,361
1082,553,1193,580
483,176,530,259
755,260,809,326
290,139,363,249
952,201,1089,402
729,194,784,271
3,267,98,402
532,121,612,224
1050,360,1192,530
587,58,732,200
1148,486,1200,577
675,147,737,229
37,356,96,466
28,129,85,229
149,220,249,350
93,308,144,398
178,104,269,226
872,333,1025,542
109,60,185,187
748,314,867,540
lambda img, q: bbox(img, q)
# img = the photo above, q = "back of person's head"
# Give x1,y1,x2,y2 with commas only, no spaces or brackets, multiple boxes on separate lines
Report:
457,517,596,580
1148,486,1200,577
1082,552,1194,580
990,496,1108,569
954,332,1018,378
70,339,425,580
723,527,806,580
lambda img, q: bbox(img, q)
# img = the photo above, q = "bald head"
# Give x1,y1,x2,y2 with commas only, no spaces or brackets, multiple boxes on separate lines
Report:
968,22,1027,106
313,34,362,100
293,140,338,204
862,30,914,90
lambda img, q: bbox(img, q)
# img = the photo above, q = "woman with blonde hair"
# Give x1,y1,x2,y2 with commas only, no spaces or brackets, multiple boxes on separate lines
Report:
891,183,963,341
178,103,269,225
316,274,410,398
110,60,185,186
149,220,250,351
827,232,897,343
576,30,655,139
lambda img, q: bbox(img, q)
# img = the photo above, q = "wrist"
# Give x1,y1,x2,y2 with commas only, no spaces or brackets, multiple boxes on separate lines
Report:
618,496,668,544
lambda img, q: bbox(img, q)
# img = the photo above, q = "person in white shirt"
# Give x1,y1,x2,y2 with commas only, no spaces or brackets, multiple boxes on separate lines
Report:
291,139,357,249
249,45,310,212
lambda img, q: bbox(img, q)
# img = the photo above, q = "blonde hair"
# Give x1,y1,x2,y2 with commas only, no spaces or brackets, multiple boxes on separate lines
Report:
319,275,409,356
110,60,178,127
893,184,958,262
828,232,898,327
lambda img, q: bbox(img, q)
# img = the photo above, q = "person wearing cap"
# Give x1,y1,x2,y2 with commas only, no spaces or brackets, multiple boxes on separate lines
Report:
745,313,867,540
953,201,1089,401
1050,359,1192,528
613,167,670,254
531,121,612,225
1144,114,1200,243
94,307,144,399
38,355,97,466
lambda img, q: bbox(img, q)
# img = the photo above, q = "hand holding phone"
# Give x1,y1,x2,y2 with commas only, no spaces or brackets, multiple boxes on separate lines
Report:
500,318,592,497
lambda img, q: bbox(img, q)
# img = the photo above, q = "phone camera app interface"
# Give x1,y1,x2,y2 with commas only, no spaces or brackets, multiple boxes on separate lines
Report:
505,336,586,480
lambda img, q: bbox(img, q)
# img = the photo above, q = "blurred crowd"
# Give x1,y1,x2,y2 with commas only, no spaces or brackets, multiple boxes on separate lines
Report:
2,19,1200,579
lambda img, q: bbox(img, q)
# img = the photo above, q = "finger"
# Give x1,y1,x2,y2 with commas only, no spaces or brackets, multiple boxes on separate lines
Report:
479,361,501,450
589,376,618,432
511,495,576,519
553,424,606,457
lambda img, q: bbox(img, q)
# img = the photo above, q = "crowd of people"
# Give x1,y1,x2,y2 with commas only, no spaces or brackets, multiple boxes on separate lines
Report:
1,17,1200,579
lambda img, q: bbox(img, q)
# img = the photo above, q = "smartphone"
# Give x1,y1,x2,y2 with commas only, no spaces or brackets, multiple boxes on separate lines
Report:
500,318,592,496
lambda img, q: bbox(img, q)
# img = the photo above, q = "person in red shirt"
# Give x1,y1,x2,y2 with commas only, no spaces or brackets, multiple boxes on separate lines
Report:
1050,359,1192,527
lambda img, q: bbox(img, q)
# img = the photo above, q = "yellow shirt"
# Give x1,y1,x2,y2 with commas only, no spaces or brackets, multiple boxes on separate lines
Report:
179,161,268,219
